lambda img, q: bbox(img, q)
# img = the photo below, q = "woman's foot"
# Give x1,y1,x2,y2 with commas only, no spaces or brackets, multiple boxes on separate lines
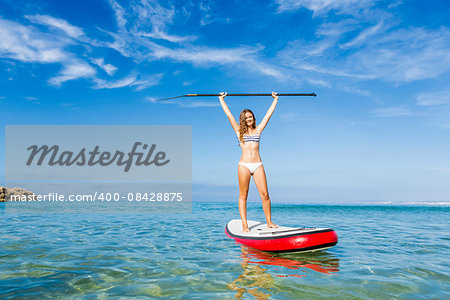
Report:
242,226,250,232
267,222,278,229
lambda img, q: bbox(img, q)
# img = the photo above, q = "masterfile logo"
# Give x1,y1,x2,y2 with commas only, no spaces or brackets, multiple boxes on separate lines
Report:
26,142,170,172
6,125,192,180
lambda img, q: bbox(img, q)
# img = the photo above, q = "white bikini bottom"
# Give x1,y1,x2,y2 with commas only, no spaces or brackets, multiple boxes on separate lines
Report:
238,162,263,174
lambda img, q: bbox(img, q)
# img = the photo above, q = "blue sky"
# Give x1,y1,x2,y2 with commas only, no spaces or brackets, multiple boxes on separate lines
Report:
1,0,449,204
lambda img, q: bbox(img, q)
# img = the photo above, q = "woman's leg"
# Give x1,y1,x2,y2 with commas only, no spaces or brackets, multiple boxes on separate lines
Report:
253,165,278,228
238,164,252,232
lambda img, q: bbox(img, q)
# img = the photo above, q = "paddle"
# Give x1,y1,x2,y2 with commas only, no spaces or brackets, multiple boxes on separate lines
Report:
155,93,317,101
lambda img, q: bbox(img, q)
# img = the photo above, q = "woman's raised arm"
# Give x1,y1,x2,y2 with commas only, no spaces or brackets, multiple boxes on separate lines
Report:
256,92,278,133
218,92,239,132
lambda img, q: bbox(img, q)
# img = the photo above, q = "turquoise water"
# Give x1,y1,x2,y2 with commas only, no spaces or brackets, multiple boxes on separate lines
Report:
1,202,449,299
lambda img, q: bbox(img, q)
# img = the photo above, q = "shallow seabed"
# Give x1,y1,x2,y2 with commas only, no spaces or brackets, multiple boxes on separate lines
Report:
0,202,449,299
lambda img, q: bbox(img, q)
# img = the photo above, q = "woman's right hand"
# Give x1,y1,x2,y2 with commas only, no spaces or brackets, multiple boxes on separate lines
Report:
219,92,227,100
271,91,278,100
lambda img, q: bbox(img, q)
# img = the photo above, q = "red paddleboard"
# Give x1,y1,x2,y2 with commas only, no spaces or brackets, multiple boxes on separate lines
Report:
225,219,338,253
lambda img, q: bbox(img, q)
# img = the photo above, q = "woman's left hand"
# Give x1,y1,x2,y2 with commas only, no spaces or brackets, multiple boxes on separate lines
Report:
219,92,227,101
272,91,278,100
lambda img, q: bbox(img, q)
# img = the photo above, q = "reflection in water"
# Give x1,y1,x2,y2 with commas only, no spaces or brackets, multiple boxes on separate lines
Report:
228,246,276,299
228,246,340,299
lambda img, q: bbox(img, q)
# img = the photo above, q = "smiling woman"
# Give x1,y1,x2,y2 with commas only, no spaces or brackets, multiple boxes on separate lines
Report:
219,91,280,232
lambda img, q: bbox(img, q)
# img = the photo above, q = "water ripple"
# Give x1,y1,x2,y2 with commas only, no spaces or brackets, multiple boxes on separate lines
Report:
0,204,449,299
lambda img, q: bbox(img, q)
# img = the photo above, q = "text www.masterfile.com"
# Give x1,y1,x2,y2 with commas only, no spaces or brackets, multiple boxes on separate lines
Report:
9,192,185,202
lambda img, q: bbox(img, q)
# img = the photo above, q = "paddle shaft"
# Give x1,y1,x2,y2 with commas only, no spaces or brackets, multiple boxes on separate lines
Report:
186,93,316,97
155,92,317,101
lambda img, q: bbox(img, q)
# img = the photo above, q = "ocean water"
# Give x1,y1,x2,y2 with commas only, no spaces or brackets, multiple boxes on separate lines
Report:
0,202,449,299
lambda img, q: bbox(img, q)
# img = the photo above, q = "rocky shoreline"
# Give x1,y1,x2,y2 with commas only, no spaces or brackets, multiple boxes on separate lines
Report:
0,186,35,202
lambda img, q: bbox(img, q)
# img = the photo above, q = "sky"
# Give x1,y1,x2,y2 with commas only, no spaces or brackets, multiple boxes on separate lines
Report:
1,0,449,204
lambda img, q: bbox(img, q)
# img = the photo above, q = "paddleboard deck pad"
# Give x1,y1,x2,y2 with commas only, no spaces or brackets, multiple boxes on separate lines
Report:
225,219,338,253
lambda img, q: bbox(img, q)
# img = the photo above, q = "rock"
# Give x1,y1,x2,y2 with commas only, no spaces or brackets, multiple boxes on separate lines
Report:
0,186,5,202
3,187,35,201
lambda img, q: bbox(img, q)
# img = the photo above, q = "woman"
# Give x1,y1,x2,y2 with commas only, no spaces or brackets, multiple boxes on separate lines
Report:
219,92,279,232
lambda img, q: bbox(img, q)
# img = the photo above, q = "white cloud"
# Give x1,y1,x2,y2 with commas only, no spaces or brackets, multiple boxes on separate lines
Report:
151,44,262,65
350,27,450,83
144,96,157,102
200,15,213,26
130,73,163,91
107,0,193,43
253,62,285,78
8,0,446,95
26,15,84,38
0,17,99,85
277,41,375,79
102,1,275,79
0,14,167,89
273,0,450,89
139,30,193,43
199,1,210,12
199,0,214,26
93,73,162,90
340,20,385,48
108,0,127,31
93,74,137,89
293,20,358,58
0,18,69,63
133,0,175,31
2,5,219,90
416,90,450,106
277,24,450,85
24,96,40,104
372,107,412,117
341,86,372,98
388,1,403,9
151,45,286,81
275,0,374,16
145,96,180,105
49,63,96,86
304,78,331,87
92,58,117,75
317,19,358,37
3,0,446,94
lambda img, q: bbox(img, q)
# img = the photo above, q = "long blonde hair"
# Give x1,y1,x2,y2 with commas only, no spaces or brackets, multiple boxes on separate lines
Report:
239,109,256,143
